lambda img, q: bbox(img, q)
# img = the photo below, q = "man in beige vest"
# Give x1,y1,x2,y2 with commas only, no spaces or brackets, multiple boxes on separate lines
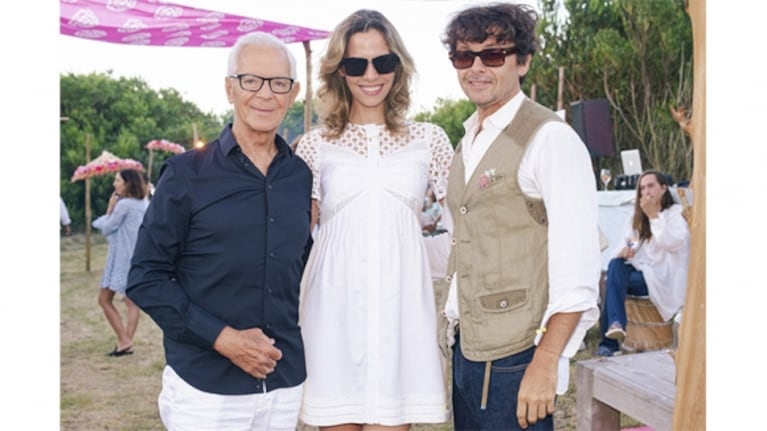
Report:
438,4,601,430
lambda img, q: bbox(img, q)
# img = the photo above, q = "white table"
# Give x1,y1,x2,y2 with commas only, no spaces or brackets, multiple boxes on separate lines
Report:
597,191,635,270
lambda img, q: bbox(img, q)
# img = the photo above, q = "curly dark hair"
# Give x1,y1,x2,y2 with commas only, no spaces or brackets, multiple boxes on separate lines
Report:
441,3,539,82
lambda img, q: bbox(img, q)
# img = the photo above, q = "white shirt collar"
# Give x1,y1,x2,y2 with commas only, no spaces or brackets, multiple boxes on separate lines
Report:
462,91,527,138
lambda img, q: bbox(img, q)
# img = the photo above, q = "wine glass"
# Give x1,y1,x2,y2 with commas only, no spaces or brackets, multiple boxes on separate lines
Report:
600,168,612,190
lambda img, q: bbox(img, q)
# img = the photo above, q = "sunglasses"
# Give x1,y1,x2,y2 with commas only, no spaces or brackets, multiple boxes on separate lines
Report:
449,47,520,69
339,53,400,77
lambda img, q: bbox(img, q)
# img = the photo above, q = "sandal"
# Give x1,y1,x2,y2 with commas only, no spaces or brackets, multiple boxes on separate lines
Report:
107,345,134,357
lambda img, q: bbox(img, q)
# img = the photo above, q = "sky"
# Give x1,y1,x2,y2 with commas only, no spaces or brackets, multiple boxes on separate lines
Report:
1,1,766,428
58,0,527,116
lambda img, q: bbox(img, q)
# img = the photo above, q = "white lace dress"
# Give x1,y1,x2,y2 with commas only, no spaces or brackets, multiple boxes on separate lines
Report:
295,121,453,426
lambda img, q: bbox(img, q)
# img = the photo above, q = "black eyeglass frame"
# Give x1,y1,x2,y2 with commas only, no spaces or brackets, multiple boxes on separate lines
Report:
228,74,295,94
448,47,520,70
339,53,400,77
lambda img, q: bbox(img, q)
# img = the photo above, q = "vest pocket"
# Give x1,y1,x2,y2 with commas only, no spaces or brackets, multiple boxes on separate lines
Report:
477,289,528,313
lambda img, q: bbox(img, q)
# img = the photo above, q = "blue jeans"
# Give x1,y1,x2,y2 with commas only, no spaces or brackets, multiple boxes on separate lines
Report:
452,333,554,431
599,258,648,352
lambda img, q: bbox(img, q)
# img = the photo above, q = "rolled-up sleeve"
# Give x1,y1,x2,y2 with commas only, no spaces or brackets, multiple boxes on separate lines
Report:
520,122,601,358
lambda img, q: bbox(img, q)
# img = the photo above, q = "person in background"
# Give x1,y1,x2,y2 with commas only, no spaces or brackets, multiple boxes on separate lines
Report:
126,31,312,431
60,196,72,236
420,186,444,235
438,3,601,430
596,169,690,357
92,169,149,357
294,9,453,430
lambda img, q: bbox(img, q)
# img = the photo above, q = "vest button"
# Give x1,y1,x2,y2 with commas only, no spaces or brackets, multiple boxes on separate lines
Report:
499,299,509,308
450,237,457,245
445,275,452,283
459,206,468,215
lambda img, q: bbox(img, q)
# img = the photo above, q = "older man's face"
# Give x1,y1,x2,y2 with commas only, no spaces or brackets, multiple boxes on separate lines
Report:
225,44,299,136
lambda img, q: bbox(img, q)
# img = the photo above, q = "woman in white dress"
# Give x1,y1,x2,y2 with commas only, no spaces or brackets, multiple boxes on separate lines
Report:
295,9,454,431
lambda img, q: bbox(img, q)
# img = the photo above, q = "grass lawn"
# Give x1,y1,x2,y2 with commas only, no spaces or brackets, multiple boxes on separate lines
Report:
60,233,644,430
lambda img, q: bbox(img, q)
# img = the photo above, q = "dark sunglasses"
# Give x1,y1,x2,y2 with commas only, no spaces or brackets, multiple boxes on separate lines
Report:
339,53,400,77
449,47,519,69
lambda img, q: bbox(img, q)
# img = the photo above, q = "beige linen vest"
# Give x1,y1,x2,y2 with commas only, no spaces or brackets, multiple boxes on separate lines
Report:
442,98,563,362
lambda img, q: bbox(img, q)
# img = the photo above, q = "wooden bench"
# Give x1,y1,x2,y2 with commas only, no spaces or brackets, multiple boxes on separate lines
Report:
576,350,676,431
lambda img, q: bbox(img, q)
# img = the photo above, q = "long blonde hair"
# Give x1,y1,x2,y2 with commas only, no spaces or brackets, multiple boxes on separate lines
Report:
316,9,415,139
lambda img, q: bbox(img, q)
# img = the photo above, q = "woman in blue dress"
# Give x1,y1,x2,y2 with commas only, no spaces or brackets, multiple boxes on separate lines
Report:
93,169,149,356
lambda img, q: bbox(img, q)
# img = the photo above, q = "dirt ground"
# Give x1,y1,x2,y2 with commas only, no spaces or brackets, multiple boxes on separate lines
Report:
60,233,640,430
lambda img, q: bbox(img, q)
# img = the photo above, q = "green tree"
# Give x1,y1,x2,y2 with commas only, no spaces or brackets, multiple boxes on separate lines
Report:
280,100,318,145
529,0,693,182
60,72,224,231
413,98,476,148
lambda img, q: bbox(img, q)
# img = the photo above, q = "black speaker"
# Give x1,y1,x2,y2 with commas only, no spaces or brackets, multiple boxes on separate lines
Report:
570,99,615,157
615,174,640,190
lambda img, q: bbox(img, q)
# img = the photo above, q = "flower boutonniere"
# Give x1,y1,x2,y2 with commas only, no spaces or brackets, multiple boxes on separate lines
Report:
478,168,499,190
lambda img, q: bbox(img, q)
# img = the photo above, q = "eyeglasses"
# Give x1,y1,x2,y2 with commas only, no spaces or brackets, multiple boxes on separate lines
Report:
449,47,520,70
228,74,295,94
339,53,400,77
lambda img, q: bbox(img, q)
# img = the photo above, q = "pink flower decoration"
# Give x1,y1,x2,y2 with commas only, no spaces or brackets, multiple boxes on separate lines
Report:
146,139,186,154
478,168,498,190
70,150,145,182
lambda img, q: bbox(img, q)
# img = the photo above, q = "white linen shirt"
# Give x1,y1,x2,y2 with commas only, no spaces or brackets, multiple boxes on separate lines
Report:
60,197,72,226
619,203,690,321
445,92,601,394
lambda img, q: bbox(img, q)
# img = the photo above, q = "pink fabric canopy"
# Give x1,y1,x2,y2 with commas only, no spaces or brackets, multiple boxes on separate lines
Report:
60,0,330,47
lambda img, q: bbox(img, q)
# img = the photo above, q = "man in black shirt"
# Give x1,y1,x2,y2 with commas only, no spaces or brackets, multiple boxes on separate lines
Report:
127,31,312,430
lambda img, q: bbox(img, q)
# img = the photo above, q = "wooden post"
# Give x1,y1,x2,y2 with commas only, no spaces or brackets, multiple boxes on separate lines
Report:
303,41,313,134
147,149,154,183
557,66,565,111
672,0,706,429
530,83,537,102
84,133,92,272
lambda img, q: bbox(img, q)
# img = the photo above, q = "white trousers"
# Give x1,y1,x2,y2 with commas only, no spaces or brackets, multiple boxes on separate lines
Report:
158,365,303,431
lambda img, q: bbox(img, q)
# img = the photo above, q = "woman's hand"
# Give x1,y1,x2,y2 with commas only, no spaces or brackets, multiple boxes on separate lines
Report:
639,194,661,219
617,245,636,260
107,192,119,214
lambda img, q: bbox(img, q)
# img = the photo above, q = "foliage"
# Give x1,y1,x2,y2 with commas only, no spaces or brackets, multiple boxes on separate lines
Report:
60,72,225,231
281,100,319,145
412,98,476,148
528,0,693,182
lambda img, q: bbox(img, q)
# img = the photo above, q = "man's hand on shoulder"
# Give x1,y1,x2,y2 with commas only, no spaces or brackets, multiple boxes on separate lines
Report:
213,326,283,379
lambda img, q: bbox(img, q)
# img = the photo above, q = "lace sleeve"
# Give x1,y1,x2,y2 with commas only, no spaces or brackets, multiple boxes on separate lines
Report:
425,123,454,200
294,131,321,200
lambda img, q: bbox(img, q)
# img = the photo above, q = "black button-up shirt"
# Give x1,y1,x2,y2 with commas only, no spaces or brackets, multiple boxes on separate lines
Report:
127,124,312,395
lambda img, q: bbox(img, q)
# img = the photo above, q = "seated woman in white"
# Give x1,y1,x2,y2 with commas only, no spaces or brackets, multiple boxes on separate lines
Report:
596,169,690,357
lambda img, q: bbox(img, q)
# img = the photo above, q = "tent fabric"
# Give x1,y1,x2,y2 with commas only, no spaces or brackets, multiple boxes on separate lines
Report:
60,0,330,47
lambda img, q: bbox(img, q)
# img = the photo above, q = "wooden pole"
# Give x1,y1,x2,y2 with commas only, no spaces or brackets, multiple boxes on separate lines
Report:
84,133,92,272
303,41,313,135
530,83,537,102
147,150,154,183
557,66,565,111
672,0,705,429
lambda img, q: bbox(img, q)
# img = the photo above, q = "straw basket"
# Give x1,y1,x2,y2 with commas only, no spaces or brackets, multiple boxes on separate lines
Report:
622,295,673,353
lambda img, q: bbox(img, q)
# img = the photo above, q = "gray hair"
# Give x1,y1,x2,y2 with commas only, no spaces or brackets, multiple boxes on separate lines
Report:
227,32,297,79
